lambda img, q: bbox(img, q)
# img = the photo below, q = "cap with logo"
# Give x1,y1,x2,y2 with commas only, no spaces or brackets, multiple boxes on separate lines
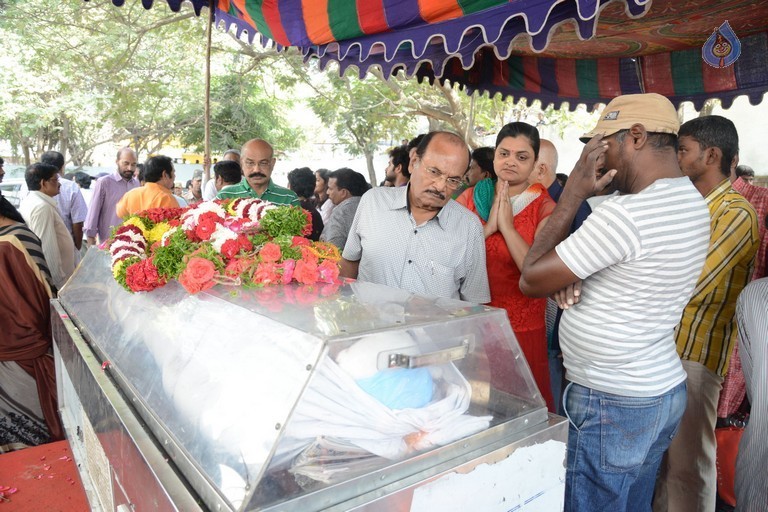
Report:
192,169,203,180
581,93,680,142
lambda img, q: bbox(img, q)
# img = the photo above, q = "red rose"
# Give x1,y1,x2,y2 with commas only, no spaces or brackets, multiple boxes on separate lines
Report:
301,209,313,236
254,262,281,285
185,229,200,242
124,258,166,292
291,236,310,247
300,246,319,265
221,239,241,259
195,218,217,241
178,257,217,294
238,234,253,252
293,259,319,285
198,211,224,224
260,242,282,263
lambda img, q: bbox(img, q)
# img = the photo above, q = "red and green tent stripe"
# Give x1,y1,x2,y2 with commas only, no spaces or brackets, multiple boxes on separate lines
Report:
421,31,768,110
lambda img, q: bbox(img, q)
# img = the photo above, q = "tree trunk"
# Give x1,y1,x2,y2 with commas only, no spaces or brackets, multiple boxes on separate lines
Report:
60,116,69,164
365,150,377,186
22,143,31,166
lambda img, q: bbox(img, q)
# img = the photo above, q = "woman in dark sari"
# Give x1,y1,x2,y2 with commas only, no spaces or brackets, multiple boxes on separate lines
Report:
0,192,63,450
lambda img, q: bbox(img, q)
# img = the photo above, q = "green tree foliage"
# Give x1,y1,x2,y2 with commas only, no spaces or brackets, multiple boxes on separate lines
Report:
178,72,302,154
0,0,299,164
308,68,416,184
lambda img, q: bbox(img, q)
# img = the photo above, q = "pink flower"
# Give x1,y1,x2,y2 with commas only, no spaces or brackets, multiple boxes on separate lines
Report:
318,259,340,284
178,257,216,294
254,262,281,285
224,257,254,278
293,259,319,285
300,246,319,265
291,235,310,247
280,259,296,284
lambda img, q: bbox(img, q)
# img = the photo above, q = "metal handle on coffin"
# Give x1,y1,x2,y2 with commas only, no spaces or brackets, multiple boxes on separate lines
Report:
387,339,471,369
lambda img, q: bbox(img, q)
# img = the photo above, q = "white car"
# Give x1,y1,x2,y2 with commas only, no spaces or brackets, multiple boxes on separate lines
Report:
0,178,25,207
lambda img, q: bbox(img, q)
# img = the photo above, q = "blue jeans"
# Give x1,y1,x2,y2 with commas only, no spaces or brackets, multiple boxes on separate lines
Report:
563,381,687,512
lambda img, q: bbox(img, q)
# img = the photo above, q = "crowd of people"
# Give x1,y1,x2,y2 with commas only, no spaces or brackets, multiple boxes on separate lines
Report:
1,92,767,511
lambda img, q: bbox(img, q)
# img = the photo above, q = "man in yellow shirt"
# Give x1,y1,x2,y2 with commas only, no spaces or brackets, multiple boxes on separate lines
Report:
116,155,179,218
654,115,759,512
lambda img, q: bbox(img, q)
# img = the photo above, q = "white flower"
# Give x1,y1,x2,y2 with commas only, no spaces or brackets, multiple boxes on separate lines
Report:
111,243,146,264
160,226,179,246
180,201,227,230
209,223,238,253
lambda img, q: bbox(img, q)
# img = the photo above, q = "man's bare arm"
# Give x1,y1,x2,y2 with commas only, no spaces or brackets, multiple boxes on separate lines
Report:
520,136,616,297
340,258,360,280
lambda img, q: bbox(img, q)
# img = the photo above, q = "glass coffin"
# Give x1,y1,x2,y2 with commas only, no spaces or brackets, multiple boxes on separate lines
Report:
58,249,547,511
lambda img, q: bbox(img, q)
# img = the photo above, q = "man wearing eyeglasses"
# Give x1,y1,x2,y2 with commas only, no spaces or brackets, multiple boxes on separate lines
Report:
341,131,490,304
216,139,299,206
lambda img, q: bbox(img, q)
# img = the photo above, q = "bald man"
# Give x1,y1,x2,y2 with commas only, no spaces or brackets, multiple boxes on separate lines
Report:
531,139,591,232
216,139,299,206
84,147,140,245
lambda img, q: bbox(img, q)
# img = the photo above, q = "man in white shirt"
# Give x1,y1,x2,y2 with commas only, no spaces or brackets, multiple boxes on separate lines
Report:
342,131,490,304
202,149,240,201
41,151,87,260
19,163,76,290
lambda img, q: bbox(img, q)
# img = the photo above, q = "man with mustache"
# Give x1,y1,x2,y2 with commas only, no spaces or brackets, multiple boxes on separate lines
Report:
216,139,299,206
84,147,140,245
341,131,490,304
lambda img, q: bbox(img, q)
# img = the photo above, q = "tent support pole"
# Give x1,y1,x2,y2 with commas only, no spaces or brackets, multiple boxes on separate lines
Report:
203,1,215,186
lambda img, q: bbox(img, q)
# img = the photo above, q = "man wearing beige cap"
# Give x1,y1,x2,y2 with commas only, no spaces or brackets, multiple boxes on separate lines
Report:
520,93,711,511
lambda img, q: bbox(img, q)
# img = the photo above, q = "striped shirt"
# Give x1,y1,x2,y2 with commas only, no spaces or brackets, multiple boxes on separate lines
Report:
555,177,710,397
343,185,490,304
675,179,759,376
734,278,768,511
0,223,52,286
216,178,300,206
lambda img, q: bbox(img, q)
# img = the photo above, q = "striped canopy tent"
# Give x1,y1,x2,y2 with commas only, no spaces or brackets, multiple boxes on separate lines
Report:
107,0,768,110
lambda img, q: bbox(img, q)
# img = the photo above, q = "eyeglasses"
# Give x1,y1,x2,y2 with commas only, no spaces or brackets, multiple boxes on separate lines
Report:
420,162,464,190
243,159,272,171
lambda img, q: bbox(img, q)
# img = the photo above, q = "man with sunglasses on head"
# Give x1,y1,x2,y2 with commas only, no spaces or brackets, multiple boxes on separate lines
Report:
341,131,490,304
216,139,299,206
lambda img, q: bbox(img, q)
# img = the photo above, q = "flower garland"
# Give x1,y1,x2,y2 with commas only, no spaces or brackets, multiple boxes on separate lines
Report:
108,200,341,294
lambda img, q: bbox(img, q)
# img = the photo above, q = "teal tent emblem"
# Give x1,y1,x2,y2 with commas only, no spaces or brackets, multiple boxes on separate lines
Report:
702,22,741,68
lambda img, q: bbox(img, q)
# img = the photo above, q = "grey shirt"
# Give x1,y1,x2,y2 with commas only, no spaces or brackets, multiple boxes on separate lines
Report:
343,186,490,304
320,196,361,250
